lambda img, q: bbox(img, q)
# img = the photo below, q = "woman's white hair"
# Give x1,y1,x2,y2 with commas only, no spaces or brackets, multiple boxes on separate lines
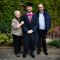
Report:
14,10,20,16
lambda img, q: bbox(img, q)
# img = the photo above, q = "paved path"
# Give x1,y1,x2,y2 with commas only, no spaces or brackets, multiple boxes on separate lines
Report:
0,47,60,60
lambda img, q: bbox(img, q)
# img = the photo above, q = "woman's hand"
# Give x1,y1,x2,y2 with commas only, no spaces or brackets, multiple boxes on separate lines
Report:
16,21,24,28
21,21,24,25
17,24,22,28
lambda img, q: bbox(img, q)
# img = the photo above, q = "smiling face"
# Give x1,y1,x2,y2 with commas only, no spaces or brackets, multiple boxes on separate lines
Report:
15,12,20,18
14,11,21,18
26,6,32,13
38,4,44,12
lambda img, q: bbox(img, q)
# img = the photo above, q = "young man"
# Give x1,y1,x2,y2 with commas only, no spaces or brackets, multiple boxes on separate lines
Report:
36,4,51,55
22,2,38,58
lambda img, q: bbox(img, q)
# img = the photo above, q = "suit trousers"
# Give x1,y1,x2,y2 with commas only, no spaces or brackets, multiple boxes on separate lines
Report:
23,32,37,55
37,29,47,53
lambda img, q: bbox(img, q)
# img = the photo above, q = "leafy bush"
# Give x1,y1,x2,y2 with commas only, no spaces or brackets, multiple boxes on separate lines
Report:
0,33,13,46
0,33,8,43
48,40,60,48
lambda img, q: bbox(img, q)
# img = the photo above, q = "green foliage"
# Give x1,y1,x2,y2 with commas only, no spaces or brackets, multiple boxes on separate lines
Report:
0,0,60,33
48,40,60,48
0,33,9,43
0,33,13,46
0,0,20,33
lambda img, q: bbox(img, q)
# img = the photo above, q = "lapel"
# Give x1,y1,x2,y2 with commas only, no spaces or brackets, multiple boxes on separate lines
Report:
36,11,39,18
43,12,47,28
25,14,29,23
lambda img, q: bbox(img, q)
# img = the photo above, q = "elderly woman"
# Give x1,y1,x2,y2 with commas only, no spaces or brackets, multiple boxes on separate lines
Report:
11,10,24,57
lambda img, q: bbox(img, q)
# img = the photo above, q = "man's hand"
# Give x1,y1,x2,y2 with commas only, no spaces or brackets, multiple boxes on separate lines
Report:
29,30,33,33
27,30,33,34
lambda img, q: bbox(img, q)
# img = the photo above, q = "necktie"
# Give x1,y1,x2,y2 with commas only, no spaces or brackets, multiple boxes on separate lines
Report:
28,13,32,23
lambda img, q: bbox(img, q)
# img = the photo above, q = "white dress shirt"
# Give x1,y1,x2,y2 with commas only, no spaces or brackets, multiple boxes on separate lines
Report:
39,12,45,30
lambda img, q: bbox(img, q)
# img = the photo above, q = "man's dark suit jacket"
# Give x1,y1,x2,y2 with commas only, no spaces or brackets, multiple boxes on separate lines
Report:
22,13,38,34
22,13,38,49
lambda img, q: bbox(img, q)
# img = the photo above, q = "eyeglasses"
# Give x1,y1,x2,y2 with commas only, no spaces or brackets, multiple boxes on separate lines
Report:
38,7,43,8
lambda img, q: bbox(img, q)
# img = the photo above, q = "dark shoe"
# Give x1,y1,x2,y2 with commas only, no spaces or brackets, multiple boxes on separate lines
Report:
20,51,23,54
44,52,48,55
37,50,41,54
30,53,35,58
16,53,20,57
23,54,26,58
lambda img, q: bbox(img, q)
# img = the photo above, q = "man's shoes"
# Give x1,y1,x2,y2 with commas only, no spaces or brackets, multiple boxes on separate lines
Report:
23,54,26,58
20,51,23,54
44,52,48,55
30,53,35,58
16,53,20,57
37,50,41,54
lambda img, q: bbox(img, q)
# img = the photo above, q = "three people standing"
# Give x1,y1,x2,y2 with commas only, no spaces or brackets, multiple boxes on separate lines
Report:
11,3,51,58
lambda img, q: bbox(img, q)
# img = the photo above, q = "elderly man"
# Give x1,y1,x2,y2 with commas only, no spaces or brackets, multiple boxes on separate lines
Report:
36,4,51,55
